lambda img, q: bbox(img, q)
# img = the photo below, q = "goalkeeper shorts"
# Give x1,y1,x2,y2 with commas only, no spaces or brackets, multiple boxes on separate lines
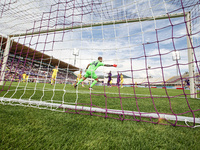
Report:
84,70,97,79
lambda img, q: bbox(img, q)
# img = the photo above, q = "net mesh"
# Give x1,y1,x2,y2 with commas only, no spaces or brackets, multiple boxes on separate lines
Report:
0,0,200,127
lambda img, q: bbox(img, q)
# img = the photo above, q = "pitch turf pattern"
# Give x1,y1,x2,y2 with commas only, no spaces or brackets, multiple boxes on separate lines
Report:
0,82,200,127
0,0,200,128
1,104,200,150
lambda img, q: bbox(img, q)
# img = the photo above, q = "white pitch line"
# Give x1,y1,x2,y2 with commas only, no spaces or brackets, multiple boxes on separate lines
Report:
4,85,190,99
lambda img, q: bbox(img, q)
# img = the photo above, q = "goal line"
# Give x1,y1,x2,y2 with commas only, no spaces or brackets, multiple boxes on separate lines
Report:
1,97,200,124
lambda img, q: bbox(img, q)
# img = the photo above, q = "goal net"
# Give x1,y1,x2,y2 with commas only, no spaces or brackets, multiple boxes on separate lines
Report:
0,0,200,127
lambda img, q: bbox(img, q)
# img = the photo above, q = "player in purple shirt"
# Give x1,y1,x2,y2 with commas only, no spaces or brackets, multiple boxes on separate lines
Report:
18,73,21,82
184,78,190,89
117,73,120,87
107,71,112,87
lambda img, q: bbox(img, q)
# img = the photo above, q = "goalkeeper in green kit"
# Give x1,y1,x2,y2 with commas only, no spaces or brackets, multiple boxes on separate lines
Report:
74,57,117,90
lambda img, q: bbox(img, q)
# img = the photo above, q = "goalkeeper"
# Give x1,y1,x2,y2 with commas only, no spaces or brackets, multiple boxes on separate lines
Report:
74,57,117,90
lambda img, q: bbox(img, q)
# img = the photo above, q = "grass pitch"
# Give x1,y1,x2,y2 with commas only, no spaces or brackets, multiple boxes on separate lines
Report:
0,81,200,149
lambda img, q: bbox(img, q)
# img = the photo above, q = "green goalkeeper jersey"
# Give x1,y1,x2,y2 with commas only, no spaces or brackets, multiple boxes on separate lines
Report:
87,60,104,71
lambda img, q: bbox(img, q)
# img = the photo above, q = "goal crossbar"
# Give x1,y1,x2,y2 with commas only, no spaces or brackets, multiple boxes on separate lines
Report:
1,97,200,124
9,12,187,37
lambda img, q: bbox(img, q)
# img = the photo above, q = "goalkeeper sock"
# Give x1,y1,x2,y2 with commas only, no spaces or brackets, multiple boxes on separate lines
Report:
77,79,83,85
91,80,97,88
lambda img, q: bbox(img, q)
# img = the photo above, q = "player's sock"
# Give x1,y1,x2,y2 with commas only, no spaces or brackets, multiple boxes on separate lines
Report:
91,80,97,88
77,79,83,85
51,79,53,84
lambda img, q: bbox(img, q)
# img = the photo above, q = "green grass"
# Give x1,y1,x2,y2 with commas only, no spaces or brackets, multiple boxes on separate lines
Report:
0,81,200,149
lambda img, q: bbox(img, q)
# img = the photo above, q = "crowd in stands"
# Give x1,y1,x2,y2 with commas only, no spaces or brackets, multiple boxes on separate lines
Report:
0,55,77,84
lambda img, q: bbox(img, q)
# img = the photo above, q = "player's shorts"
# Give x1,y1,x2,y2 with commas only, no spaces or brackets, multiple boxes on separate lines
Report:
52,74,57,79
77,78,81,82
121,79,124,83
84,70,97,79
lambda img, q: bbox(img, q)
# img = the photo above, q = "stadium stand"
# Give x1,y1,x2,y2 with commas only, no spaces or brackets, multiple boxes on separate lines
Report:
0,36,79,84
